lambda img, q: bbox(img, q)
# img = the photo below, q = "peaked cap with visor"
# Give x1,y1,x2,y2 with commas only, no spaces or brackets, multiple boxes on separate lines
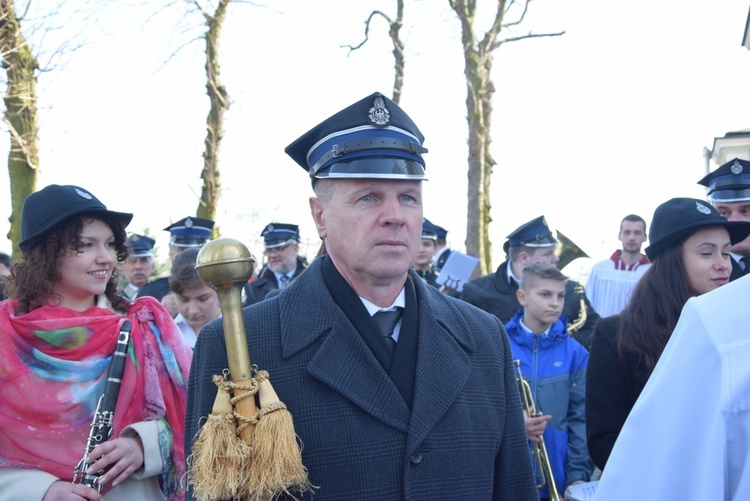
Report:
285,92,428,183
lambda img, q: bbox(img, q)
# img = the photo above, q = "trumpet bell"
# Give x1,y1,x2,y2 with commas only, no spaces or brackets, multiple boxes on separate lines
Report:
555,230,589,270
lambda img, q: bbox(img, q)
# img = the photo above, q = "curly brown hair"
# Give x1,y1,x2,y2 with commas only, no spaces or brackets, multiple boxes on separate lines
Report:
6,213,130,314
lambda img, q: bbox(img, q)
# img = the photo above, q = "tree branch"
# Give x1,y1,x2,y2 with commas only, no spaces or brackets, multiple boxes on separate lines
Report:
492,30,564,49
341,10,392,55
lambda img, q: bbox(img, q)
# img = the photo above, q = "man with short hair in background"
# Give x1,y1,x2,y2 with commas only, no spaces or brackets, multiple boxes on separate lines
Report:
120,234,156,301
699,157,750,281
242,223,307,307
137,216,214,304
585,215,650,317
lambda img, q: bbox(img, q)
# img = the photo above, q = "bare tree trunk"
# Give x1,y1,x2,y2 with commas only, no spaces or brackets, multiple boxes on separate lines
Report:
0,0,39,258
450,0,500,275
197,0,230,235
449,0,563,275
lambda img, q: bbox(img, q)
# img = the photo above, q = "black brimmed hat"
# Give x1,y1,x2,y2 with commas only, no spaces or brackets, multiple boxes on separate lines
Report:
261,223,300,249
503,216,559,254
126,233,155,257
285,92,428,183
165,217,214,248
20,184,133,251
697,158,750,203
645,197,750,260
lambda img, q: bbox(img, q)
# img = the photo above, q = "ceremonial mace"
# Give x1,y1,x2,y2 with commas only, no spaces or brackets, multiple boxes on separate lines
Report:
189,237,310,500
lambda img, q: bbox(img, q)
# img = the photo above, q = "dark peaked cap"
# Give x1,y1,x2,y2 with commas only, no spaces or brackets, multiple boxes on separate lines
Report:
261,223,301,248
697,158,750,203
127,234,155,257
285,92,428,182
164,216,214,248
502,215,559,254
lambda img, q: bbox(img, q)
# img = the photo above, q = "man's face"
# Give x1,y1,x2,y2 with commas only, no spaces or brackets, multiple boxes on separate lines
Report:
714,200,750,255
264,242,299,275
310,178,423,291
523,246,559,266
122,255,155,287
414,238,436,270
618,221,647,254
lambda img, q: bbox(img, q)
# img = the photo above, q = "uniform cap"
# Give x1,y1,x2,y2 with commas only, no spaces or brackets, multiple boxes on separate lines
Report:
503,216,559,254
645,197,750,260
285,92,428,183
421,218,438,241
261,223,300,249
20,184,132,251
697,158,750,202
126,233,155,257
164,216,214,248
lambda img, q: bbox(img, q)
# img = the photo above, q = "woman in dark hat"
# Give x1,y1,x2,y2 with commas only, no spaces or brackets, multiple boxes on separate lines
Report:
585,197,750,473
0,185,192,500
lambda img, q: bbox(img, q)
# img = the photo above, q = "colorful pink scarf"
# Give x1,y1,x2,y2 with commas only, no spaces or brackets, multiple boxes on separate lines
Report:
0,296,192,499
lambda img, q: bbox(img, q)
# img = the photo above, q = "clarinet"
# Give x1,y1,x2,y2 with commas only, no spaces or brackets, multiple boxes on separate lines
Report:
72,320,132,492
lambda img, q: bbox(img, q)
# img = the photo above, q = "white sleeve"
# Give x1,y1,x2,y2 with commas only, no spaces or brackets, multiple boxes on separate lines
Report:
593,294,745,500
0,469,59,501
120,420,164,479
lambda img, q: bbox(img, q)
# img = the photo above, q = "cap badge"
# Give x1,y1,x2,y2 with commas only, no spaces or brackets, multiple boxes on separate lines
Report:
185,217,194,228
695,201,711,215
731,160,743,175
266,224,275,233
368,96,390,126
75,188,93,200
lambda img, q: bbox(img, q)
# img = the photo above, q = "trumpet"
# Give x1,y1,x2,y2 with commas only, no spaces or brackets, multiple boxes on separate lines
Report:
514,360,561,501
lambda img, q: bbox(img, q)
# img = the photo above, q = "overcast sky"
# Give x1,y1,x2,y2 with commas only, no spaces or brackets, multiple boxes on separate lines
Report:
2,0,749,276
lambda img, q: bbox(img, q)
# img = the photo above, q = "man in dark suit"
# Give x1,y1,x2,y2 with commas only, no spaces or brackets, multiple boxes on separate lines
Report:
458,216,600,349
698,157,750,281
186,92,537,499
242,223,307,306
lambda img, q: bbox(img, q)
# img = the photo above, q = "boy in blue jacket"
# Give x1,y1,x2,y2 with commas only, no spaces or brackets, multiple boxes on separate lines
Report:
505,261,593,500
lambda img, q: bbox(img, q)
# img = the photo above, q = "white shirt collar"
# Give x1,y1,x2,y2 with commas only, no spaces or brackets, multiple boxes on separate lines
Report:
360,287,407,316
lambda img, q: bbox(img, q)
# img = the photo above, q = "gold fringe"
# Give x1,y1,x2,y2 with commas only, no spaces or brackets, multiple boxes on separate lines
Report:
187,374,253,500
244,372,313,499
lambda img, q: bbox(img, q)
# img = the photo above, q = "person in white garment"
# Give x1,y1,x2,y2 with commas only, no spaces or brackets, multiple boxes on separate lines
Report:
585,214,650,317
593,274,750,500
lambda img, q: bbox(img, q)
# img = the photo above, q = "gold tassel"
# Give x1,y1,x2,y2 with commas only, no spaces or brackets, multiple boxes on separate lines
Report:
188,374,253,500
245,370,312,499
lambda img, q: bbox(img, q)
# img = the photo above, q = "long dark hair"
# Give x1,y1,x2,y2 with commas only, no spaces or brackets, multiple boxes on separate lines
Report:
7,213,129,314
616,243,696,373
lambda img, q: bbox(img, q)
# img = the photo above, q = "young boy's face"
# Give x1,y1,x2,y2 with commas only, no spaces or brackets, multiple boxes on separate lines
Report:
517,277,566,333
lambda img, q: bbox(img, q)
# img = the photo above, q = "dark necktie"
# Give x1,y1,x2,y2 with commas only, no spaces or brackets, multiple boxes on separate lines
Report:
372,309,402,359
742,256,750,275
279,274,290,288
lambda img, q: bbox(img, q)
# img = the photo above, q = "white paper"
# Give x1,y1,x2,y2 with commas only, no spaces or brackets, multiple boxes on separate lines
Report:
568,480,599,501
435,251,479,292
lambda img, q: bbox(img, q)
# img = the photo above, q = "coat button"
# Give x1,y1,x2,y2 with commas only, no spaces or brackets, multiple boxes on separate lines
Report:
410,452,423,464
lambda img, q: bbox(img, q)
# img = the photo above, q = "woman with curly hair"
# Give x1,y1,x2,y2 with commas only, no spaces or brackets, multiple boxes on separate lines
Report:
0,185,192,501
